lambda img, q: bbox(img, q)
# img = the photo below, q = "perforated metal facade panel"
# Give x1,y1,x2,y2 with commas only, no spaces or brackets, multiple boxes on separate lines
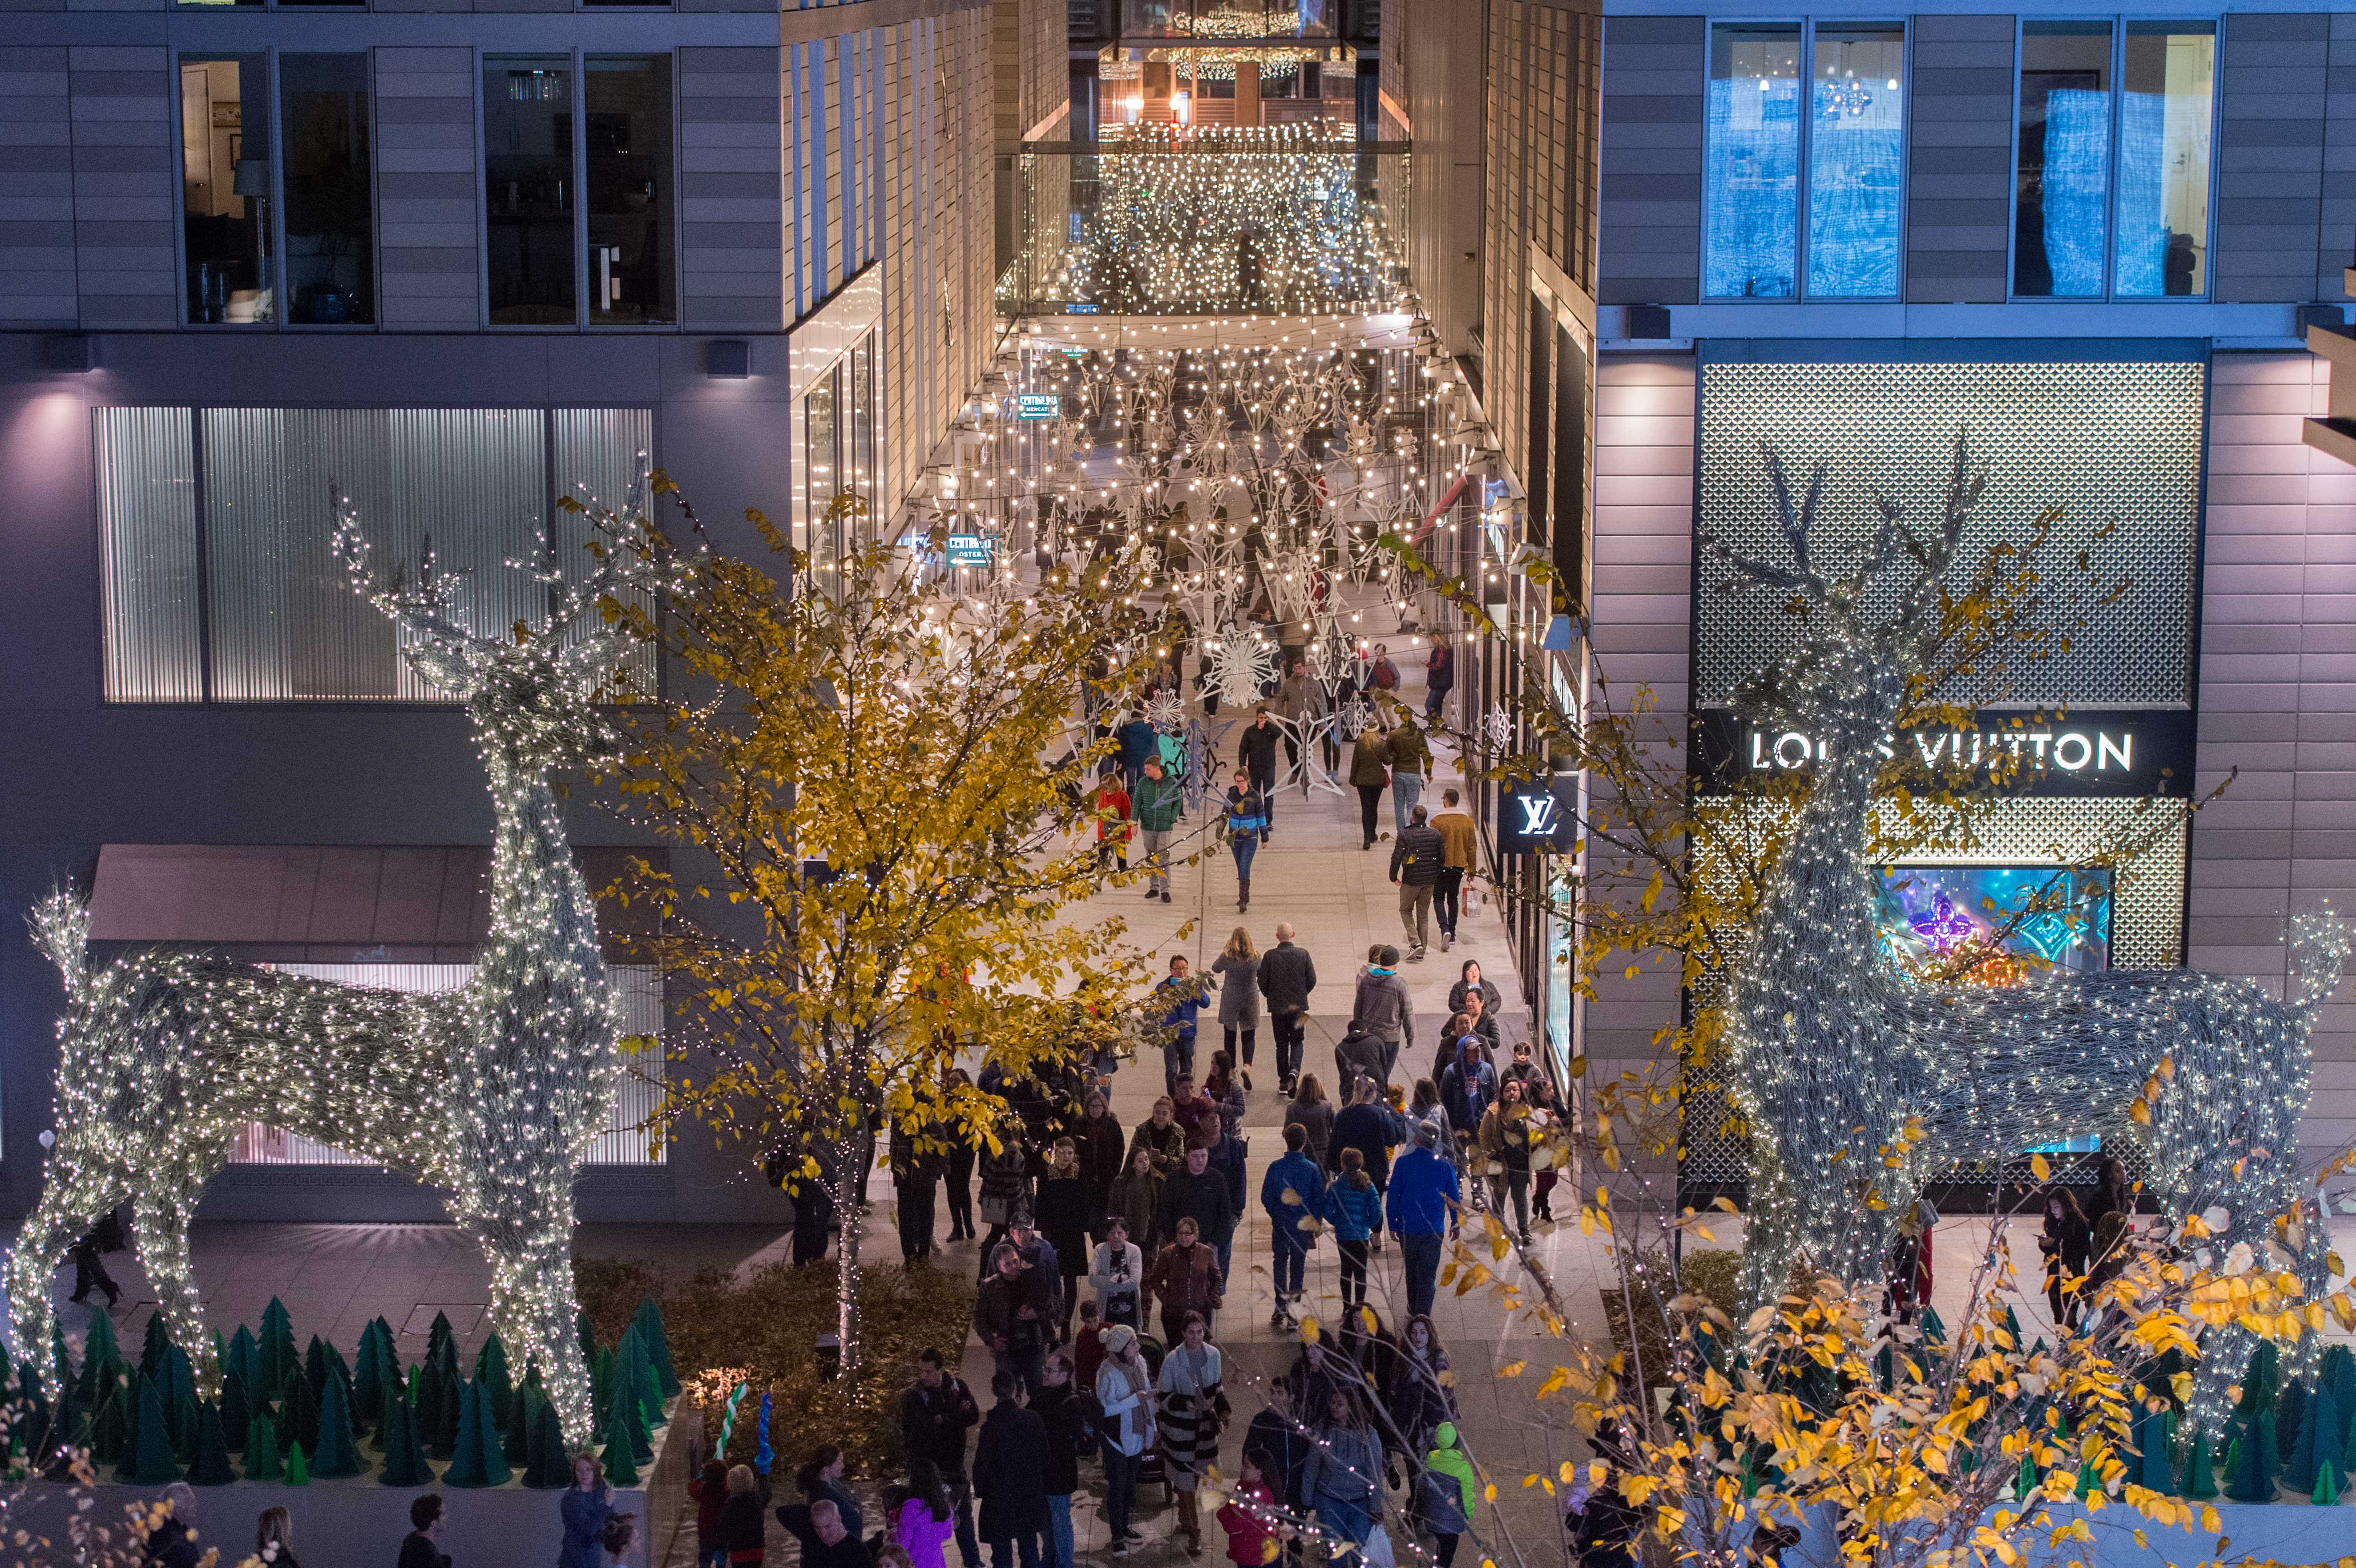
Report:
1694,355,2207,710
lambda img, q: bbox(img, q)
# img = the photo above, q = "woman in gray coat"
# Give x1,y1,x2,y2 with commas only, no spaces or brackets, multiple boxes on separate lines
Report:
1210,927,1263,1087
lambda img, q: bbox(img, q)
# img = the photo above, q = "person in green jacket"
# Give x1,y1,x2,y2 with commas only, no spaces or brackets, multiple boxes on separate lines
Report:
1134,756,1184,903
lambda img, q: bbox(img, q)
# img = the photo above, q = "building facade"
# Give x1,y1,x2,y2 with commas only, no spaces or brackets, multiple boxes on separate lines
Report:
0,0,1060,1223
1387,2,2356,1187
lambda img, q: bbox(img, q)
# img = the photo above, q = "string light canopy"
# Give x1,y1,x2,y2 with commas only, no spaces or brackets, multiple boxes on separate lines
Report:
1044,130,1398,316
1714,444,2347,1426
6,490,673,1448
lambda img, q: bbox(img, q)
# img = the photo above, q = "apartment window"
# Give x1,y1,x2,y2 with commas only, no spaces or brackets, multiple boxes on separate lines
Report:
2015,21,2212,298
1807,25,1904,298
2116,23,2215,296
179,52,375,326
280,55,373,324
586,57,677,324
1704,25,1800,299
95,406,654,703
486,58,576,324
233,964,665,1165
486,55,676,326
180,55,274,323
1705,21,1904,301
2015,22,2112,296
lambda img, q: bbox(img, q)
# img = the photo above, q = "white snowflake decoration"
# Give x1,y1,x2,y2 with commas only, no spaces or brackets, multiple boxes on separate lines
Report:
1145,690,1188,732
1207,625,1281,707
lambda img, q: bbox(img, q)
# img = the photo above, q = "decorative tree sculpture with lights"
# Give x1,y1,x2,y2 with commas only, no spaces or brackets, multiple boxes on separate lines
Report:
8,502,644,1447
1716,446,2348,1418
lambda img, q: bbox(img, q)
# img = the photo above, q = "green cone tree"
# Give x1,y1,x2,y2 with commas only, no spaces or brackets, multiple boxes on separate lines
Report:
123,1376,177,1486
505,1381,542,1469
184,1401,235,1486
137,1315,168,1383
258,1298,299,1404
87,1386,126,1467
2132,1405,2175,1495
244,1414,282,1482
310,1371,364,1479
219,1366,252,1456
227,1325,258,1397
378,1393,434,1488
2227,1411,2279,1503
444,1382,512,1489
598,1383,642,1487
283,1440,310,1487
633,1297,680,1400
475,1334,515,1433
279,1367,320,1457
523,1397,570,1489
2287,1381,2343,1492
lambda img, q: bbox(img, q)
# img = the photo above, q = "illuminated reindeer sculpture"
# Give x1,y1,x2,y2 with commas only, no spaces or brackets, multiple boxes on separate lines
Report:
1719,445,2345,1418
8,500,645,1445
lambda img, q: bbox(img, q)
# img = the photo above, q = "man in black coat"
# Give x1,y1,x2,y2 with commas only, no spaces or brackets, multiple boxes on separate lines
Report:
1154,1140,1238,1259
974,1372,1050,1568
1245,1378,1316,1515
977,1243,1056,1394
1331,1077,1397,1192
1032,1353,1094,1568
1237,705,1283,826
901,1348,983,1568
1257,923,1318,1096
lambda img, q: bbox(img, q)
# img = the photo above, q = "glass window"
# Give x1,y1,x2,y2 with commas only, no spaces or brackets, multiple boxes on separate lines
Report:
850,334,878,527
95,410,204,703
2015,21,2114,299
179,54,274,324
279,54,373,325
2115,22,2214,297
585,57,676,325
99,406,653,702
1704,24,1801,300
1808,25,1904,299
485,57,576,324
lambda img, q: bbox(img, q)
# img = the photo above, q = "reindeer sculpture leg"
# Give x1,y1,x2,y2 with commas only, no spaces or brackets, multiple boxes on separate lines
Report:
3,1154,131,1379
131,1172,221,1393
479,1222,595,1441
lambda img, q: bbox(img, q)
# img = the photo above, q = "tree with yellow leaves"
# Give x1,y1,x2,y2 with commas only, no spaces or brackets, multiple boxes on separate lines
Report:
590,487,1163,1372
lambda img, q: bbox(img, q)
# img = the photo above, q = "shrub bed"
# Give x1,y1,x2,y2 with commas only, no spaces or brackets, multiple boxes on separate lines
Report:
576,1255,976,1479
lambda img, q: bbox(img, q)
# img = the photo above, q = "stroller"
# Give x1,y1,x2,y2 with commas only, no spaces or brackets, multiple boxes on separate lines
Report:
1134,1332,1175,1505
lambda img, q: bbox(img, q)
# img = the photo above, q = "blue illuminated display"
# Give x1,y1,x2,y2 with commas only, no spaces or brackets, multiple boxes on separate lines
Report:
1874,865,2113,977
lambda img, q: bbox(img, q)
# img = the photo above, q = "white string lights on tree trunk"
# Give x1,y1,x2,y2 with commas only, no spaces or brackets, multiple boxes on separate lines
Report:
7,492,668,1448
1714,444,2346,1427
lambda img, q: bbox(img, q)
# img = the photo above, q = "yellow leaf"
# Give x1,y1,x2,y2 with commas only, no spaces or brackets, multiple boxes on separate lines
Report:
1482,1485,1498,1503
2030,1153,2051,1183
1499,1361,1527,1379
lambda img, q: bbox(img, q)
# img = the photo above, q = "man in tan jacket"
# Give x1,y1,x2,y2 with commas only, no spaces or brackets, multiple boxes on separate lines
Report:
1430,787,1478,953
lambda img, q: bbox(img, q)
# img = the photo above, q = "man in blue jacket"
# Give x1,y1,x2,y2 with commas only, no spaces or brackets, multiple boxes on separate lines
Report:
1154,955,1206,1097
1260,1123,1328,1328
1115,708,1160,799
1386,1122,1461,1318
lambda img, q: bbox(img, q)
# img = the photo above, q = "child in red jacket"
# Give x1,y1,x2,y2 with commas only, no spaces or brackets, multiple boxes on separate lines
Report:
687,1458,729,1568
1218,1454,1283,1567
